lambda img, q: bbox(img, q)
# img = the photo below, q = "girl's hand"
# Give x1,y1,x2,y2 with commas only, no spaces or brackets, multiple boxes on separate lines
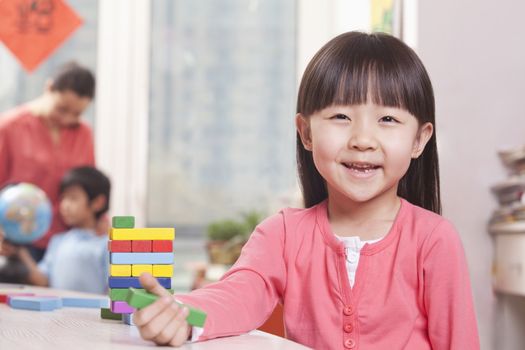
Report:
134,272,191,347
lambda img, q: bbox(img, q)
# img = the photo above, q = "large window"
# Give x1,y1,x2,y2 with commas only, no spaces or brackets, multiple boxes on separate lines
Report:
148,0,297,230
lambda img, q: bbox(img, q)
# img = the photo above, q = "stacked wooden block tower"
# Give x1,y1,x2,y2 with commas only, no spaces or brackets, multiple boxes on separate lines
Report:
102,216,175,324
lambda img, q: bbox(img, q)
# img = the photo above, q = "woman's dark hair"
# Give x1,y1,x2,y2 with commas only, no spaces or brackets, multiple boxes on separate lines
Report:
296,31,441,214
60,166,111,219
50,61,96,99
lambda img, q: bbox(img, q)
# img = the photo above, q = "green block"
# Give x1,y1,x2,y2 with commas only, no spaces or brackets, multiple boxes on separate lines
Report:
125,288,207,327
110,288,173,301
125,287,157,308
100,307,122,320
112,216,135,228
185,304,207,328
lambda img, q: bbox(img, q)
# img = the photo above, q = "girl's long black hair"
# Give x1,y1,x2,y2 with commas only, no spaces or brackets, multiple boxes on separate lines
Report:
296,32,441,214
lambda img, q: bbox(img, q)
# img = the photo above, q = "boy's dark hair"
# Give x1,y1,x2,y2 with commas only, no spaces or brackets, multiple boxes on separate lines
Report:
296,31,441,214
49,61,96,99
60,166,111,219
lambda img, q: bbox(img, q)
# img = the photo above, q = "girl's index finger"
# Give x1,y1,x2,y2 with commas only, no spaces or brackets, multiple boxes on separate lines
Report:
139,272,171,297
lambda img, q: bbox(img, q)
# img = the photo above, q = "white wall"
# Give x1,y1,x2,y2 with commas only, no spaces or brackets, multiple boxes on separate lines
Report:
297,0,370,82
417,1,525,349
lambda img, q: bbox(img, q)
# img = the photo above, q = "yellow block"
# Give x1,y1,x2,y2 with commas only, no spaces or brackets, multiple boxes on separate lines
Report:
110,228,175,240
152,264,174,277
110,264,131,277
132,264,153,277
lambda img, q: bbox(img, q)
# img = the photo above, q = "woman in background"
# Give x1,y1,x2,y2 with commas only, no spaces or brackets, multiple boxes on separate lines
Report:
0,61,96,263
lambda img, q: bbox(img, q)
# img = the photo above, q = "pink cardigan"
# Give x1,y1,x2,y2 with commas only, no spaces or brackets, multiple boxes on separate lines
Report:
177,199,480,349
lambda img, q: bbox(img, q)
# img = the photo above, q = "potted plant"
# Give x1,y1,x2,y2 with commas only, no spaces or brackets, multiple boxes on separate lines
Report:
206,210,263,265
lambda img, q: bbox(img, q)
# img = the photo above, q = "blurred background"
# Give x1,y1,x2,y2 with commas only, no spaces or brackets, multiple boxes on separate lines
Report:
1,0,525,348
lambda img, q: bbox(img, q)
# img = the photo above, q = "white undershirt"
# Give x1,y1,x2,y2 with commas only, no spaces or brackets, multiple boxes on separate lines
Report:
334,235,383,287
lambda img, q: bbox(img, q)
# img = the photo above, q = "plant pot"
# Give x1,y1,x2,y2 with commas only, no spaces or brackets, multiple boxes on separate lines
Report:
206,239,245,265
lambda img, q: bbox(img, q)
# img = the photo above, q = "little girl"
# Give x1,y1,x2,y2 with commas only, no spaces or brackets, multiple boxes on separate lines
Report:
133,32,480,349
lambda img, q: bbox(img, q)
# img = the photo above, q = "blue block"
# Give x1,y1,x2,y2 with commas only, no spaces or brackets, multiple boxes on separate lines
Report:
110,252,174,264
108,277,171,289
62,297,109,308
123,313,135,326
9,296,62,311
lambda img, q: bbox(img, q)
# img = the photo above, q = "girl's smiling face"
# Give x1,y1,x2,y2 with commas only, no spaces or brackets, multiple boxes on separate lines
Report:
296,102,433,206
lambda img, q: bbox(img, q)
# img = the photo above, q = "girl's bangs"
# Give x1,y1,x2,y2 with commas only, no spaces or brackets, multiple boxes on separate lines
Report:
299,41,426,120
332,61,411,113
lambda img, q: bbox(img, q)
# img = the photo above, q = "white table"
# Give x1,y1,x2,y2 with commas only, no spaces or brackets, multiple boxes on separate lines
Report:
0,284,310,350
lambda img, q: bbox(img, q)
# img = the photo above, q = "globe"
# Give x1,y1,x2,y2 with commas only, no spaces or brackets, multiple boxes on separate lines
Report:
0,183,52,244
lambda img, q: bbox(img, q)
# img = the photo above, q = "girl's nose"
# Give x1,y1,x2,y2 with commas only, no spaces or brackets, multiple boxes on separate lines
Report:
347,124,377,151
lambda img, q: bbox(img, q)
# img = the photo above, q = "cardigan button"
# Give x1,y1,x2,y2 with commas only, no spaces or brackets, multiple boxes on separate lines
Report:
344,323,354,333
344,338,356,348
347,251,358,263
343,305,354,315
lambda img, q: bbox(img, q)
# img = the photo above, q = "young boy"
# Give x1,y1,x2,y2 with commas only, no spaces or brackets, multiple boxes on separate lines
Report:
5,166,111,294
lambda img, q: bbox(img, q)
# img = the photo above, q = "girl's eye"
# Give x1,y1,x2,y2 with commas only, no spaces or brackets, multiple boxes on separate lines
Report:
380,115,398,123
331,114,350,120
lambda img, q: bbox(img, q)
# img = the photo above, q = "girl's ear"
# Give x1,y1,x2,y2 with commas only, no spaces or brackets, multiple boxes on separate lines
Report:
412,122,433,158
295,113,313,151
90,194,107,214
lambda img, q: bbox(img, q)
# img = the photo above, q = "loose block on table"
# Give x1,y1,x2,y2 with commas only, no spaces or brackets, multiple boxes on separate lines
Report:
108,277,172,289
108,240,131,252
9,296,62,311
101,307,123,320
7,294,57,305
110,228,175,241
125,288,207,327
132,264,152,276
152,240,173,252
110,252,174,264
0,293,34,303
110,264,132,277
62,297,109,308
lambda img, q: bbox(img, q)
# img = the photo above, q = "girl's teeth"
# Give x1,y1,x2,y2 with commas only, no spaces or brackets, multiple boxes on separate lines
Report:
345,163,379,172
350,163,375,169
353,167,373,172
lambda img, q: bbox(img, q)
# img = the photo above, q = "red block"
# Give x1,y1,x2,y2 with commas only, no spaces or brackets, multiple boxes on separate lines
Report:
108,240,131,252
0,293,34,304
132,240,152,252
152,240,173,252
